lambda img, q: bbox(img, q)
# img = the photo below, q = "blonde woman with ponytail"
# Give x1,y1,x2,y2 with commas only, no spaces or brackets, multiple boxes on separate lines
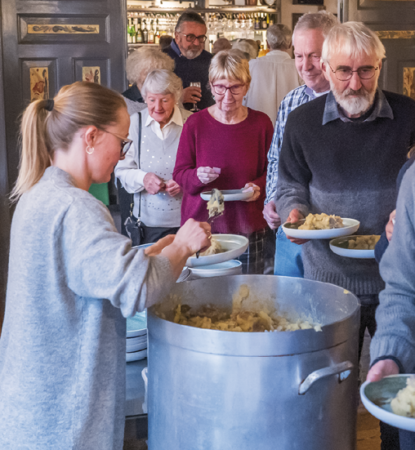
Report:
1,81,211,449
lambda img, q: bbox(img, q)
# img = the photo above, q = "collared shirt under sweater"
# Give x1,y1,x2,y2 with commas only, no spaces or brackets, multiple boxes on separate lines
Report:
276,90,415,296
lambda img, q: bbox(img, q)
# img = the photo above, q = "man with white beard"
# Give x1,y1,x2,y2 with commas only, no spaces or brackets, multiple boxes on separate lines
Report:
276,21,415,361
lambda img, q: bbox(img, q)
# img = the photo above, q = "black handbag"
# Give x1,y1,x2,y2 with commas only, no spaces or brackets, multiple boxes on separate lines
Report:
124,112,145,247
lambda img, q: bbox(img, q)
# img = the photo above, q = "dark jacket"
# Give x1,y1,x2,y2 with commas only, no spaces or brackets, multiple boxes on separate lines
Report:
163,40,214,111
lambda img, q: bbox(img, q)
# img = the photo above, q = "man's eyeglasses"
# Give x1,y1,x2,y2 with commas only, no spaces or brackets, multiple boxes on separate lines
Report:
328,64,379,81
106,130,133,158
211,84,245,96
179,33,207,43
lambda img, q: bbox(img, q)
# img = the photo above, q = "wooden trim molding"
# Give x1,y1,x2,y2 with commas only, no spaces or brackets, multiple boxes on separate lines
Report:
376,31,415,39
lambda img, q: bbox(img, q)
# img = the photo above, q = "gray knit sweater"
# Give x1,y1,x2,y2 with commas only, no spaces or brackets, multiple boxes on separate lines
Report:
370,163,415,373
0,166,175,449
276,91,415,296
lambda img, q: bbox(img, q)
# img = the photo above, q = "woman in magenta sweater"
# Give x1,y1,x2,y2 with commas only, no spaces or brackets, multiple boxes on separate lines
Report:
173,49,274,273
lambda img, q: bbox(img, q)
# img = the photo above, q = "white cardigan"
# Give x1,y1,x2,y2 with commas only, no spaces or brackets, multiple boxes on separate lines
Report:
114,106,192,228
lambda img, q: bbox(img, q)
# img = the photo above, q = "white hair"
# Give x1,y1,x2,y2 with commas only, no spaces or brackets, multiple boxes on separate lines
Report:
293,11,338,41
321,21,386,63
125,48,175,88
267,24,292,50
232,40,258,61
141,69,183,103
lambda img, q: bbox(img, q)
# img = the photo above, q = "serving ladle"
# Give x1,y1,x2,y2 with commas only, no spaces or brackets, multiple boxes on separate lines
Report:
196,188,224,258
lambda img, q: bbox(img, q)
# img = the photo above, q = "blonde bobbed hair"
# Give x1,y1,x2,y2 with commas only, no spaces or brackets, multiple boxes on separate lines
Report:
321,22,386,64
11,81,126,202
209,49,251,89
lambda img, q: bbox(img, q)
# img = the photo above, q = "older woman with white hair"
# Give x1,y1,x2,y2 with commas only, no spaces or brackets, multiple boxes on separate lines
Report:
173,50,274,274
123,47,175,115
115,69,192,245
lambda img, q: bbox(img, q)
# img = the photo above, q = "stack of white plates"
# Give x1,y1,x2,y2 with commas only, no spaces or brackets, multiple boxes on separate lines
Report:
126,310,147,362
189,260,243,278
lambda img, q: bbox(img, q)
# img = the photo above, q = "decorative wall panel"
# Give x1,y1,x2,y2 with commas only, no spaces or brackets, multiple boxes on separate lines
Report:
21,59,57,105
28,24,99,34
30,67,49,101
74,59,108,86
403,68,415,100
376,30,415,39
18,15,108,44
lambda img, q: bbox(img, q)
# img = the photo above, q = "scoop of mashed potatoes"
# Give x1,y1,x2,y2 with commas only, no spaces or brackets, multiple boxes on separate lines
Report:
391,376,415,418
299,213,343,230
348,235,380,250
193,237,222,257
170,285,322,333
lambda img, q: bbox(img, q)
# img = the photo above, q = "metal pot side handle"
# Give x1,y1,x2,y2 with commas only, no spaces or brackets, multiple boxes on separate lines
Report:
298,361,354,395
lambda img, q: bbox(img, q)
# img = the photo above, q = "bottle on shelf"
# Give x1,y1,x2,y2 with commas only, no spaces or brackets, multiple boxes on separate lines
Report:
261,13,267,30
148,20,155,44
127,18,132,44
131,18,137,43
269,15,274,27
254,14,260,31
135,18,143,44
143,20,149,44
155,19,161,45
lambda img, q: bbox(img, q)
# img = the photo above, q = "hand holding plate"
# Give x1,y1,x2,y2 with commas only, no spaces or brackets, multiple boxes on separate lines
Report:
367,359,400,382
242,183,260,202
286,209,309,245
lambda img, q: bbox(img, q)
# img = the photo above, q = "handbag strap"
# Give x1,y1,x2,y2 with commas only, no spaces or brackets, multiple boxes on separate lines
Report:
137,112,142,220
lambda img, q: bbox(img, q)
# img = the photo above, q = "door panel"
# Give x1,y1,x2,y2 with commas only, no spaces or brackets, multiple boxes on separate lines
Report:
342,0,415,95
1,0,127,188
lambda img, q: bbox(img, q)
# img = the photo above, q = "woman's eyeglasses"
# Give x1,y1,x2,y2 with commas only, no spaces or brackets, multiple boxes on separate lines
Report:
328,64,379,81
211,84,245,96
105,130,133,158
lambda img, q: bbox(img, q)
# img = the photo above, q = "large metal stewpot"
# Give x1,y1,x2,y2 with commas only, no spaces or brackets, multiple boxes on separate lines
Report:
147,275,360,450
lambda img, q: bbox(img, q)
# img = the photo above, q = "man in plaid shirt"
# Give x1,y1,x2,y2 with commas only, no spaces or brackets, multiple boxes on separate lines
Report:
263,11,337,277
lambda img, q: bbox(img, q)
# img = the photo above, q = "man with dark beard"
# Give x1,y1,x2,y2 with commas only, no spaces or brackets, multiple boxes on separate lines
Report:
276,21,415,360
163,11,214,111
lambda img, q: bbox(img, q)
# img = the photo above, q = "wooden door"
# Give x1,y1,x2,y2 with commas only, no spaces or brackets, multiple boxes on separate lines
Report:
0,0,127,328
1,0,128,189
340,0,415,97
0,3,11,330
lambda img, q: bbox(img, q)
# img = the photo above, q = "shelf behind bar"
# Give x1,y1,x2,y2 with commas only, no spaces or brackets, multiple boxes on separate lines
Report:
128,43,160,47
127,6,277,13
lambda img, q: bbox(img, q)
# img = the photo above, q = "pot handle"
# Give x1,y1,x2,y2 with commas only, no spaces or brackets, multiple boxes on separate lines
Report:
298,361,354,395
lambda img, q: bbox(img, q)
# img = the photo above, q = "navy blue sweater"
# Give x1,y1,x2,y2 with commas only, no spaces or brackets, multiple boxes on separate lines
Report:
164,42,214,111
276,91,415,296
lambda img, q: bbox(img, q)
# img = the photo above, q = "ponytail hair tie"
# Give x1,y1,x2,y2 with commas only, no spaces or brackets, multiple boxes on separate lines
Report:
45,99,54,112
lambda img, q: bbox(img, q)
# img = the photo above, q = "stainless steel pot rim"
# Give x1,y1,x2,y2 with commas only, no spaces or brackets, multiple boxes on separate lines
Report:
148,275,361,357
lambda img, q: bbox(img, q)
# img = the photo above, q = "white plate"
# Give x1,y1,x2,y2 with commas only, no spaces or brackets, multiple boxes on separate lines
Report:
330,236,378,259
282,218,360,240
126,311,147,338
361,375,415,432
186,234,249,268
200,189,253,202
126,348,147,362
126,341,147,353
189,260,243,278
126,335,147,346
